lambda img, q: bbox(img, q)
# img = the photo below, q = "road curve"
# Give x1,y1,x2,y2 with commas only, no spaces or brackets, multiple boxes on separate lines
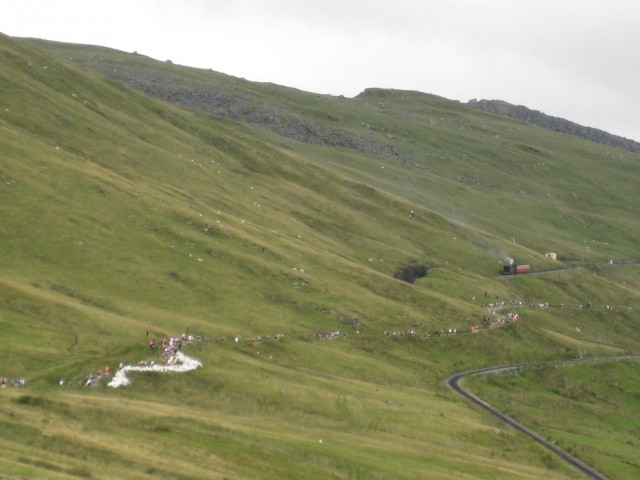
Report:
445,364,608,480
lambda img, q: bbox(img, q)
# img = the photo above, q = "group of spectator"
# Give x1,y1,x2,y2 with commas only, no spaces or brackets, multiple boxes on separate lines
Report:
81,366,112,387
149,333,208,364
1,376,26,388
218,333,284,345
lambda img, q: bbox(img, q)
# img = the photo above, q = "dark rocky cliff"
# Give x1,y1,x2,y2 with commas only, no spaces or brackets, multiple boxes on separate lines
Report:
468,99,640,154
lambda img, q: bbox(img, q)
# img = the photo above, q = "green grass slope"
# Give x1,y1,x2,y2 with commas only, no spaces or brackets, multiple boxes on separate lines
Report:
27,37,640,263
0,34,639,479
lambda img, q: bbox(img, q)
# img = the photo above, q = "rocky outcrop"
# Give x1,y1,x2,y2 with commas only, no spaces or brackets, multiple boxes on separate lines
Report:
468,99,640,153
96,67,409,160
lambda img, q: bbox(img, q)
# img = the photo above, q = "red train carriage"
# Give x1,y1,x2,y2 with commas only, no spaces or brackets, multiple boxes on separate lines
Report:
503,258,530,275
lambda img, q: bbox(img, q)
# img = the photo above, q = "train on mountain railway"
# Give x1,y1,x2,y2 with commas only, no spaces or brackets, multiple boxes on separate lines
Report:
502,258,530,275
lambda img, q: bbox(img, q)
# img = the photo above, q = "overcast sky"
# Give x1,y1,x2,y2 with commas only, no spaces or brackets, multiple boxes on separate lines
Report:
2,1,639,141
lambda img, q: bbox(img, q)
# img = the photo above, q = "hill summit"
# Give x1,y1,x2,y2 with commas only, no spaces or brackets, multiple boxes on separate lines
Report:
468,98,640,153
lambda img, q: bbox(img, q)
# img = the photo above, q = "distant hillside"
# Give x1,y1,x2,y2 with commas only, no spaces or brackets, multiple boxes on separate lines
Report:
22,39,416,161
15,37,640,263
23,38,640,158
468,98,640,153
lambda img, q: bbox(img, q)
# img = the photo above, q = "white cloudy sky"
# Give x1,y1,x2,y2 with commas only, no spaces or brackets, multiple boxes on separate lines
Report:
2,0,639,141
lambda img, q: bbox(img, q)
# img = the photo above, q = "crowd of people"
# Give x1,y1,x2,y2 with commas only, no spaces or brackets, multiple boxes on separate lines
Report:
287,296,603,343
80,366,112,387
9,293,622,390
73,332,208,388
218,333,285,345
1,376,26,388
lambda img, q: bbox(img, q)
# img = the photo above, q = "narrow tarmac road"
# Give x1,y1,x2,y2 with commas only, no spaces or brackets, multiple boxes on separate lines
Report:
445,363,609,479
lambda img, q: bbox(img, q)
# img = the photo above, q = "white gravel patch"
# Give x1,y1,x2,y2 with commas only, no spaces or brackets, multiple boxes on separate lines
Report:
108,352,202,388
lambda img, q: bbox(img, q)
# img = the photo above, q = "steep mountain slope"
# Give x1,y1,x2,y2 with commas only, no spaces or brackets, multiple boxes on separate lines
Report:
1,34,639,479
24,38,640,261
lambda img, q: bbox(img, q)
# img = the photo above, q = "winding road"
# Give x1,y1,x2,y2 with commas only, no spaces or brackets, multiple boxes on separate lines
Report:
445,362,613,480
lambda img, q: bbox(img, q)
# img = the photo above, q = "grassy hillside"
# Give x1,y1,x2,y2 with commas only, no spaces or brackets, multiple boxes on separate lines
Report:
1,33,639,479
465,358,640,478
26,38,640,262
